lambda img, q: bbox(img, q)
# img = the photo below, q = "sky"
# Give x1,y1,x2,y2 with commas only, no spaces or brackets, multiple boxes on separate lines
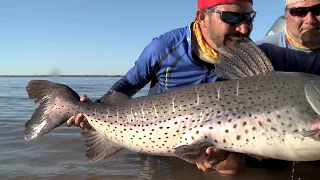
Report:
0,0,285,75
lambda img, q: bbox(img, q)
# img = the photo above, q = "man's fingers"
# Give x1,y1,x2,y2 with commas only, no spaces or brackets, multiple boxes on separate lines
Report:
197,163,213,172
80,94,88,102
85,121,92,130
66,116,75,126
206,147,214,154
74,113,84,126
80,122,85,129
80,94,93,102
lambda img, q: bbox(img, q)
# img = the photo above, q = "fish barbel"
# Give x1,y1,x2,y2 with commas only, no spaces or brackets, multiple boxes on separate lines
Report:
24,37,320,164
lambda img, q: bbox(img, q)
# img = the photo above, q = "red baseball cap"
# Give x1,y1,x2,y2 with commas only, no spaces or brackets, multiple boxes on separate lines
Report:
198,0,253,9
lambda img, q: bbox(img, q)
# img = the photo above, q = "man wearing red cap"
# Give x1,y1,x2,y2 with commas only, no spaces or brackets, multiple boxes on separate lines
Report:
67,0,257,175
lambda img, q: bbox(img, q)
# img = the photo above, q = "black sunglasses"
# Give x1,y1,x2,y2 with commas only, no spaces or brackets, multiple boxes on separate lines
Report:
207,9,256,25
286,3,320,17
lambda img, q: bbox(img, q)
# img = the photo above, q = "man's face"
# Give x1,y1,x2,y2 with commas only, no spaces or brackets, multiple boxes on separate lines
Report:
286,0,320,46
202,2,254,49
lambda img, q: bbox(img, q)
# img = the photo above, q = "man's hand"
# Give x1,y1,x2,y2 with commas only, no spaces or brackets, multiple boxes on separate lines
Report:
196,147,246,175
196,147,229,171
65,94,92,130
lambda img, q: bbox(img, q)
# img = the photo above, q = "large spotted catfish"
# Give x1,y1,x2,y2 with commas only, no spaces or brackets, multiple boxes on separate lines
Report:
24,37,320,164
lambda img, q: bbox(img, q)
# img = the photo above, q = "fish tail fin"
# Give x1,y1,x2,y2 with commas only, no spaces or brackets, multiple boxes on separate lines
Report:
81,130,123,162
24,80,80,141
213,37,274,80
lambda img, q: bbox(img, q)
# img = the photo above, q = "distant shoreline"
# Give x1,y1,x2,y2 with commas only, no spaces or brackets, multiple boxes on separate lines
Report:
0,75,123,77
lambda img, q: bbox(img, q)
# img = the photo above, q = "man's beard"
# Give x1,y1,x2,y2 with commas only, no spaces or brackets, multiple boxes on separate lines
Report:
207,17,250,49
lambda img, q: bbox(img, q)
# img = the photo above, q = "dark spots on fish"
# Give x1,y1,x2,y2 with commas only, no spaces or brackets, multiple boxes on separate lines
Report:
217,121,221,124
174,122,178,125
267,119,271,123
233,124,237,128
225,130,229,133
277,115,281,119
223,139,226,143
253,136,255,140
228,119,232,123
271,127,277,132
245,130,249,134
236,135,241,140
258,121,263,127
209,127,213,129
196,131,199,134
243,122,247,126
252,127,256,131
293,129,299,133
288,124,292,128
214,140,218,143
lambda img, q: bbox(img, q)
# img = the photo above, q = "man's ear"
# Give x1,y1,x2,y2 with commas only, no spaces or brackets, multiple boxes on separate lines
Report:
196,9,208,28
284,7,288,19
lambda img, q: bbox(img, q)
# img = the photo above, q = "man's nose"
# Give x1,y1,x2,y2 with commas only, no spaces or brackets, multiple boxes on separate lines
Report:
236,21,249,35
304,11,317,24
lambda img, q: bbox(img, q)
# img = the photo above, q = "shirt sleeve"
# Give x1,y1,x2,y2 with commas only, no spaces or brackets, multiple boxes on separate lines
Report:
107,38,166,97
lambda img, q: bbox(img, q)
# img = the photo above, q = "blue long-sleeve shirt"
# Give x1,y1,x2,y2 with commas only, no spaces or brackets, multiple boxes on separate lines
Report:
109,23,218,97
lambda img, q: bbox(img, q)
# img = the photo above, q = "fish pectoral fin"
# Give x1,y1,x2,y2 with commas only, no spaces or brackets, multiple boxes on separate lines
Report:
173,142,213,164
304,80,320,115
81,129,123,163
300,129,320,141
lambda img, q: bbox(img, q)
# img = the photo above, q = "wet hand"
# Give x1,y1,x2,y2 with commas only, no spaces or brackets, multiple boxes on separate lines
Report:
214,152,246,175
65,94,92,130
196,147,246,175
196,147,229,172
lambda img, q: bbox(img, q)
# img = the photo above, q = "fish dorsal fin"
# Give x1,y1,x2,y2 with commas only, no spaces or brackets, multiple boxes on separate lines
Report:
99,90,130,105
213,37,275,80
